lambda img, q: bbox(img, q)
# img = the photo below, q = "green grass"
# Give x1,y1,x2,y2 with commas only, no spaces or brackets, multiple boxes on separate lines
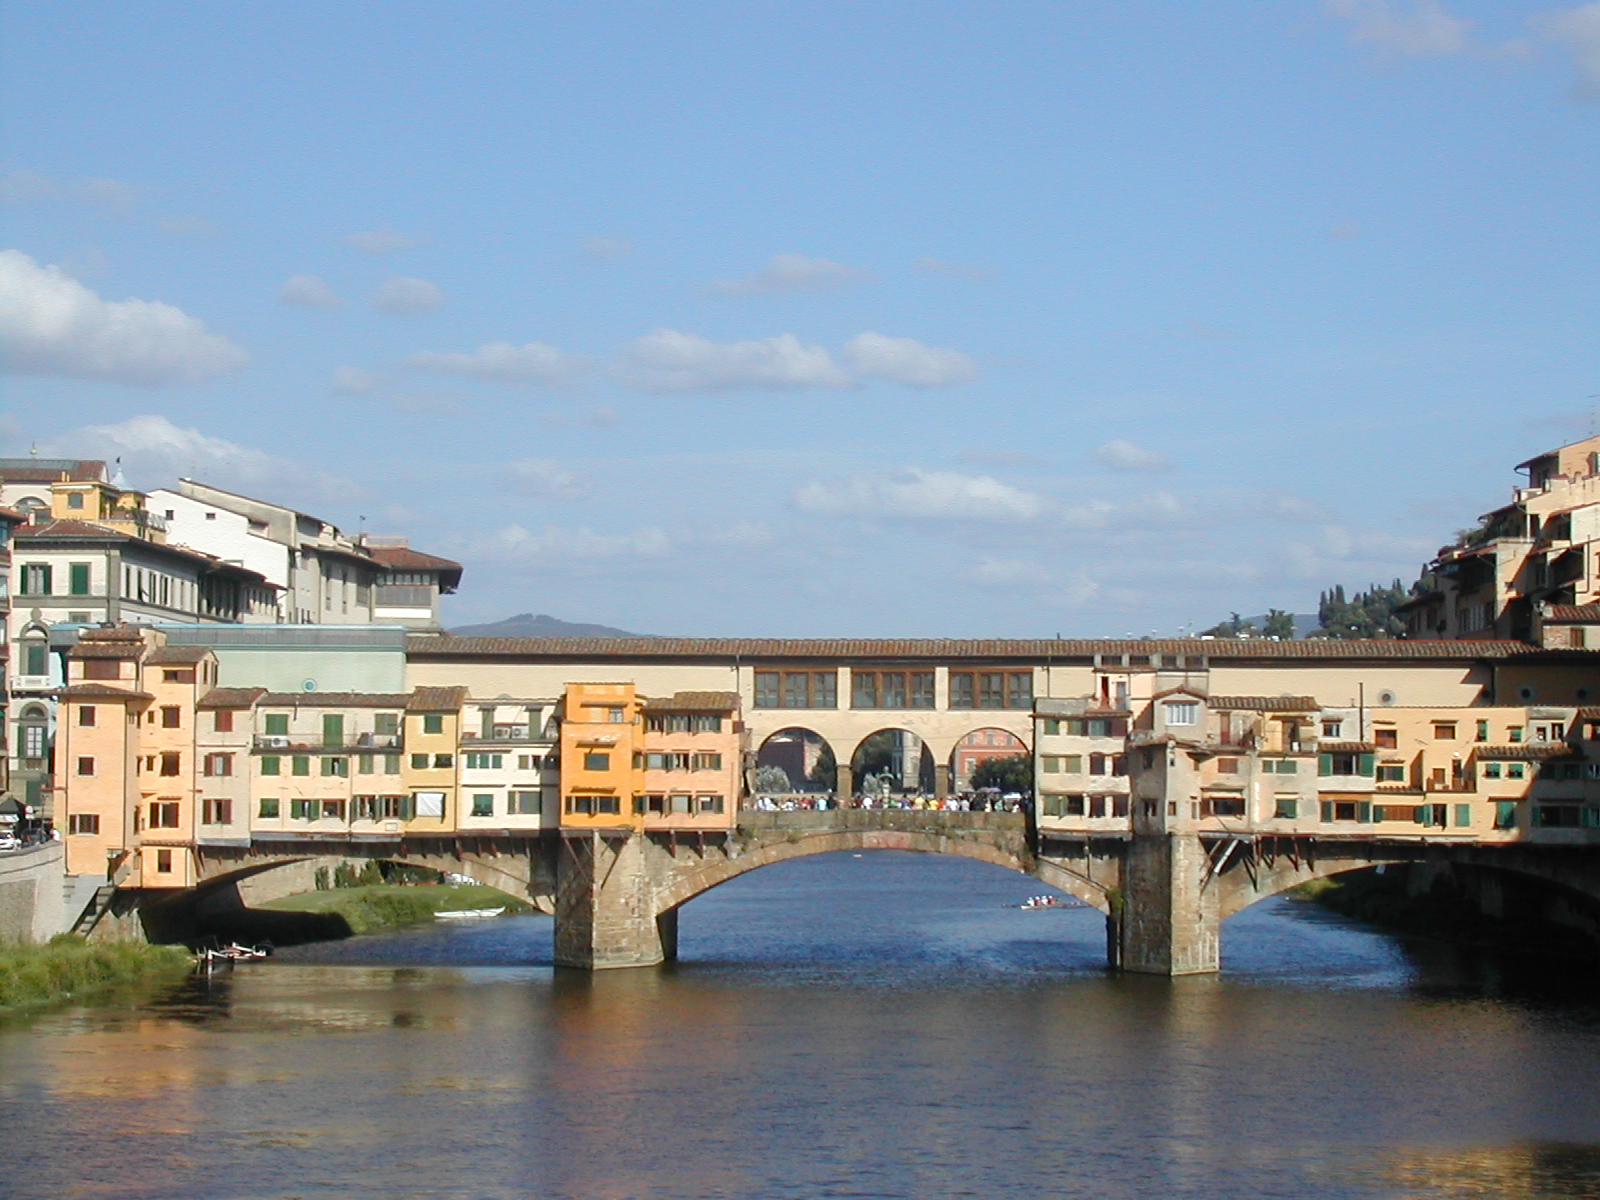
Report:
260,883,531,934
0,937,193,1014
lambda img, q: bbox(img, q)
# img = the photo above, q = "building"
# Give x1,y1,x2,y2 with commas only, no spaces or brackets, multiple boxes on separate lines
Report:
640,691,742,830
557,682,646,828
1401,434,1600,644
359,537,462,632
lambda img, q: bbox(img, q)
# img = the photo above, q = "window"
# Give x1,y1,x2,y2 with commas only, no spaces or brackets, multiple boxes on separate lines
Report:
1201,797,1246,817
69,814,100,835
23,641,49,676
213,710,234,733
423,714,444,734
1374,728,1398,749
290,799,316,820
1507,763,1526,780
698,795,725,814
471,794,494,817
509,791,541,815
605,706,625,723
161,706,180,729
1164,701,1198,726
948,670,1031,709
1432,723,1456,740
584,752,610,771
159,752,181,776
384,754,402,775
264,713,289,736
321,799,344,819
1508,726,1523,743
754,670,837,709
76,756,95,776
1454,804,1472,828
433,754,453,769
1274,798,1298,820
321,757,347,777
149,801,180,828
292,756,310,777
691,752,722,770
1321,752,1373,776
1494,801,1517,829
1322,722,1343,738
260,756,281,776
162,668,193,684
1377,765,1406,782
203,753,233,777
465,752,504,769
258,798,280,819
850,671,936,709
1216,758,1240,774
358,754,375,775
1475,721,1488,743
68,563,90,595
322,714,345,745
66,492,84,510
374,713,400,736
20,564,51,595
1483,762,1502,778
202,798,232,825
78,706,96,728
155,850,172,874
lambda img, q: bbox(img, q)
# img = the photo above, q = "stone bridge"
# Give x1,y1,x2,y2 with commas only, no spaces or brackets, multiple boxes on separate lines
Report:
150,815,1600,974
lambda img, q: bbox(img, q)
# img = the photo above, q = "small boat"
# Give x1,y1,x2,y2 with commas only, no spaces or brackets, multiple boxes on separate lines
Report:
1016,895,1071,910
199,942,272,965
433,907,505,921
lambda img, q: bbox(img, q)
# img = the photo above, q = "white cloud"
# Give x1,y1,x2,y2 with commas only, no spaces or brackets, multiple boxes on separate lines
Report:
344,229,417,254
406,341,581,386
0,170,55,202
372,276,443,315
477,523,674,561
278,274,339,309
80,178,139,210
620,329,851,392
1326,0,1472,57
1094,439,1170,471
1542,2,1600,96
507,458,585,498
842,332,978,388
0,249,248,385
710,253,868,296
331,366,379,395
796,468,1047,522
914,256,992,282
582,236,634,259
42,414,352,498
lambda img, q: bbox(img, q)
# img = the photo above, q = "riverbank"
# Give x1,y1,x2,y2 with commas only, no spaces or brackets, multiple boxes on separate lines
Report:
260,883,532,934
0,937,193,1015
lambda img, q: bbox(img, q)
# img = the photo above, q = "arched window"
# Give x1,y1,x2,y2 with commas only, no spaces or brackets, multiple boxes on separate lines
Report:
17,704,48,761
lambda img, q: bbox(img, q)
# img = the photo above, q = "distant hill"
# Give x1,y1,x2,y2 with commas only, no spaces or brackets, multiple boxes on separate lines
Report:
448,613,647,638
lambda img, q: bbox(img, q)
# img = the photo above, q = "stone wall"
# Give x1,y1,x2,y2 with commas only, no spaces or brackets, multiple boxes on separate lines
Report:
0,843,68,942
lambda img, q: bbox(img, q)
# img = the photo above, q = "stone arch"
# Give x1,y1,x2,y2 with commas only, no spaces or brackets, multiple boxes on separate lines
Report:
191,847,543,908
949,726,1030,793
753,727,839,799
652,829,1111,915
849,728,936,799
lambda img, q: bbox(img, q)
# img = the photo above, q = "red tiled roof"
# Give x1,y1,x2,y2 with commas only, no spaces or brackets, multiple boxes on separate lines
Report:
258,692,412,708
1545,605,1600,623
0,461,105,483
644,691,741,712
197,687,267,710
67,641,144,659
411,635,1544,662
367,545,462,571
58,683,152,700
1210,696,1319,711
1321,741,1378,753
407,686,468,712
145,646,211,665
1476,743,1579,761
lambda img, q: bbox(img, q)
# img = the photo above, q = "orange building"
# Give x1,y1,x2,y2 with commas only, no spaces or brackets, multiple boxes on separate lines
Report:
558,682,645,827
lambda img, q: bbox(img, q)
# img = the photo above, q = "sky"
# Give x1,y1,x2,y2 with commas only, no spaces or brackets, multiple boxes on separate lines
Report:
2,1,1598,636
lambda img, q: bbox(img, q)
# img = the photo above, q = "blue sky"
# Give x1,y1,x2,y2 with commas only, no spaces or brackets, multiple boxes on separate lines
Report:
2,1,1598,635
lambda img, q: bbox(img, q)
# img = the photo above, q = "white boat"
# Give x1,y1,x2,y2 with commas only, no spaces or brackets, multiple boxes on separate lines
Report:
433,906,505,921
1017,895,1069,910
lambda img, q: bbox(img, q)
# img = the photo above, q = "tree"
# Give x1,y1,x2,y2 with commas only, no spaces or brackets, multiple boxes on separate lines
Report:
1263,609,1296,639
754,764,794,794
969,754,1032,794
1199,612,1258,639
1311,580,1408,639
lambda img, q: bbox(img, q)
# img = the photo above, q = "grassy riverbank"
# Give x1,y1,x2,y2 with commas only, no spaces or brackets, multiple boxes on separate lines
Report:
0,937,193,1014
260,883,532,934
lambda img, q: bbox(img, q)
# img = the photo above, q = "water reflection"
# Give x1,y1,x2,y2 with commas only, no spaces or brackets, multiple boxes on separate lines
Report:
3,851,1600,1200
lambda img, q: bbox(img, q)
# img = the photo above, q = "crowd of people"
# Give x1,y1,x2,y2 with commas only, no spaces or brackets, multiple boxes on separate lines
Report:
749,790,1030,813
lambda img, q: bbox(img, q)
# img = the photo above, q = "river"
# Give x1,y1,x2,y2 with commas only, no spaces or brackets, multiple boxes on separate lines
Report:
4,850,1600,1199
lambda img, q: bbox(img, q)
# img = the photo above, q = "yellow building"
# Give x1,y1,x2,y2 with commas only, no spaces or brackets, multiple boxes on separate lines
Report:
558,682,645,828
401,686,466,828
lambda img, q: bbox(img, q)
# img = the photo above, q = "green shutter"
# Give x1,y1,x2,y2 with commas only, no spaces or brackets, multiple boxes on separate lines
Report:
322,713,344,746
69,563,90,595
1318,754,1333,777
1358,752,1375,777
1320,801,1333,822
1454,804,1472,828
1357,801,1372,823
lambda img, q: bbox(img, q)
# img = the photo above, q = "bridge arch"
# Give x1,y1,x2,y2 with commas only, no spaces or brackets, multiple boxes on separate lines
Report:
949,726,1029,793
849,728,936,799
754,726,839,799
191,846,544,908
652,829,1111,915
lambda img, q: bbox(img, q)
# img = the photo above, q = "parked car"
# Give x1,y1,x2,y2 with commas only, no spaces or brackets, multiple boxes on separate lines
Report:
0,833,21,852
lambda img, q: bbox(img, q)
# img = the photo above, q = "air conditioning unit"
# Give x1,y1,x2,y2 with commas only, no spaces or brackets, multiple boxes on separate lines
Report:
262,736,290,749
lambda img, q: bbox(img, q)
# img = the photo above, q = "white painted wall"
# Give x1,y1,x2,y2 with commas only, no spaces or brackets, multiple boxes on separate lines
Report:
149,489,289,589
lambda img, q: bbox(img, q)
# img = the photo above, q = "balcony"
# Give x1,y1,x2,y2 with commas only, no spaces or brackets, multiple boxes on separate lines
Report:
252,733,403,752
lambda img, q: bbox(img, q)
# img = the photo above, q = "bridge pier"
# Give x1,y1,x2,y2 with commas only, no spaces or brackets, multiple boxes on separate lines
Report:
554,831,675,969
1118,832,1219,976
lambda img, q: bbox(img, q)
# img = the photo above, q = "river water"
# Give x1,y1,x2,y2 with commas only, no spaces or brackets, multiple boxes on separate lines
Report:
5,850,1600,1200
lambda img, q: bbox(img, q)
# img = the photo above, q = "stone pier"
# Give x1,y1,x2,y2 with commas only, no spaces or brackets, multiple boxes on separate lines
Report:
554,830,677,969
1118,831,1219,975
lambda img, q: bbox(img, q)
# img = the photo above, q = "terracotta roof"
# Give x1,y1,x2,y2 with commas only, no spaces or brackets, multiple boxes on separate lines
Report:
258,692,412,708
409,635,1546,662
1210,696,1320,712
1576,707,1600,721
1151,686,1207,701
0,461,105,482
0,506,26,525
408,686,468,712
1476,743,1580,761
80,627,144,642
67,641,144,659
367,545,462,571
58,683,152,700
145,646,211,665
1545,605,1600,623
644,691,741,713
197,687,267,710
1321,741,1378,753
